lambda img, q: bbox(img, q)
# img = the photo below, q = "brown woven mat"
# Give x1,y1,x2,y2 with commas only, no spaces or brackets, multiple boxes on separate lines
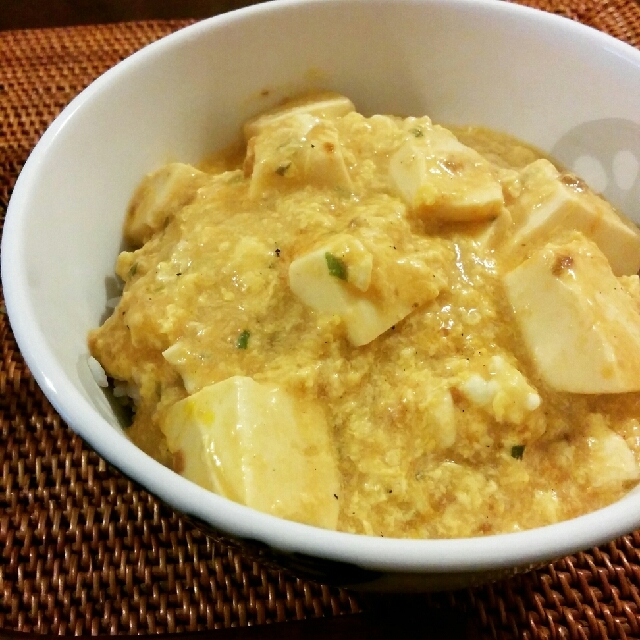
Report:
1,3,640,638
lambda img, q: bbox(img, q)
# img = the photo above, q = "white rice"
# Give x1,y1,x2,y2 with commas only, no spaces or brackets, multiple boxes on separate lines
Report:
113,380,139,404
87,356,109,388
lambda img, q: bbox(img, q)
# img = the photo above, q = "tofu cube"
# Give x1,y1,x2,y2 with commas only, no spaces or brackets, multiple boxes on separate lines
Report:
289,234,441,346
125,163,208,247
243,91,355,140
389,123,504,222
583,416,639,487
504,233,640,393
247,114,353,197
161,376,340,529
503,159,640,276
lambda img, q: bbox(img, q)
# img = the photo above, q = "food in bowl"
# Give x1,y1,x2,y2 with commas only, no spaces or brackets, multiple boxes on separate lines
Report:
88,92,640,539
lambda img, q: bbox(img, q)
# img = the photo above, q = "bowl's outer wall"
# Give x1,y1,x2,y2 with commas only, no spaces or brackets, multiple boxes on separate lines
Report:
3,0,640,589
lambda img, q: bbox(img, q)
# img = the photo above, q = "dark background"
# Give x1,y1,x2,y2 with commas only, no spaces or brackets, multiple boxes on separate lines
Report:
0,0,264,30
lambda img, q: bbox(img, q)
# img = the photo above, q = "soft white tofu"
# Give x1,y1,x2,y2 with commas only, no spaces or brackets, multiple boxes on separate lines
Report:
389,122,504,222
503,159,640,276
504,233,640,393
428,386,456,449
583,415,639,487
243,91,355,141
161,376,340,529
125,163,208,247
289,233,373,298
162,340,198,394
289,234,439,346
459,355,540,425
247,114,353,197
620,274,640,314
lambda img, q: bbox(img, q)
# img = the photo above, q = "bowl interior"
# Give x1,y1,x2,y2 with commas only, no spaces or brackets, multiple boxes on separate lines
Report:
4,0,640,583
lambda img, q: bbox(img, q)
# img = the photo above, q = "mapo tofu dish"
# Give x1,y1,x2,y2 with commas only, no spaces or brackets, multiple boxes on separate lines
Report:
89,92,640,538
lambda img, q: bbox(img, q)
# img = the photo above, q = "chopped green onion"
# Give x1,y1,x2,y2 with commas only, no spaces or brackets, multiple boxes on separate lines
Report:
275,162,291,176
325,252,348,280
128,263,138,277
511,445,525,460
236,329,250,349
410,127,424,138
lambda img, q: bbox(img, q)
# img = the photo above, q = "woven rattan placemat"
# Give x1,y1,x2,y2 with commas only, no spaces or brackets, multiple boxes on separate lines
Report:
2,2,640,638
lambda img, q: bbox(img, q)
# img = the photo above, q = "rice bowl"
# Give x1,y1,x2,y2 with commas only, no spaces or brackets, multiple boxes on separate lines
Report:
3,0,640,590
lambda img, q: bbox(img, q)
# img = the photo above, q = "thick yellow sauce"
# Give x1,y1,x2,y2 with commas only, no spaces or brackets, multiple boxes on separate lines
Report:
89,97,640,538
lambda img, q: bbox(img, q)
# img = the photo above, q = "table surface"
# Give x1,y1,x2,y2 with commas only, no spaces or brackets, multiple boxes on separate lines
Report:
0,0,262,31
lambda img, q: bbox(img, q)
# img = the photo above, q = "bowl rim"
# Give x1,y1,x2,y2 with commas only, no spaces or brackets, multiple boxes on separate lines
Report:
4,0,640,574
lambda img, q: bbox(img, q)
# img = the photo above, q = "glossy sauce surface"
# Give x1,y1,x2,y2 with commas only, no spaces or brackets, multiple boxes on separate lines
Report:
90,103,640,538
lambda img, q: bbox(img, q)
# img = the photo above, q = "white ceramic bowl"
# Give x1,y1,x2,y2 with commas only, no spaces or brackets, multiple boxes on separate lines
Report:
3,0,640,592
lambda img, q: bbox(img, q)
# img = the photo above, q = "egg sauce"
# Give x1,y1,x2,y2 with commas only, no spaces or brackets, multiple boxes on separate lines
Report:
89,98,640,538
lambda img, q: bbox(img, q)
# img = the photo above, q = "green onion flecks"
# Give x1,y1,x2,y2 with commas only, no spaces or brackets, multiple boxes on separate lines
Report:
511,444,525,460
325,252,348,281
236,329,250,349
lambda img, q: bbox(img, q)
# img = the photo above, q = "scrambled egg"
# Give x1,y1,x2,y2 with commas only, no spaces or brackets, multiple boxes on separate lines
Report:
89,92,640,538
